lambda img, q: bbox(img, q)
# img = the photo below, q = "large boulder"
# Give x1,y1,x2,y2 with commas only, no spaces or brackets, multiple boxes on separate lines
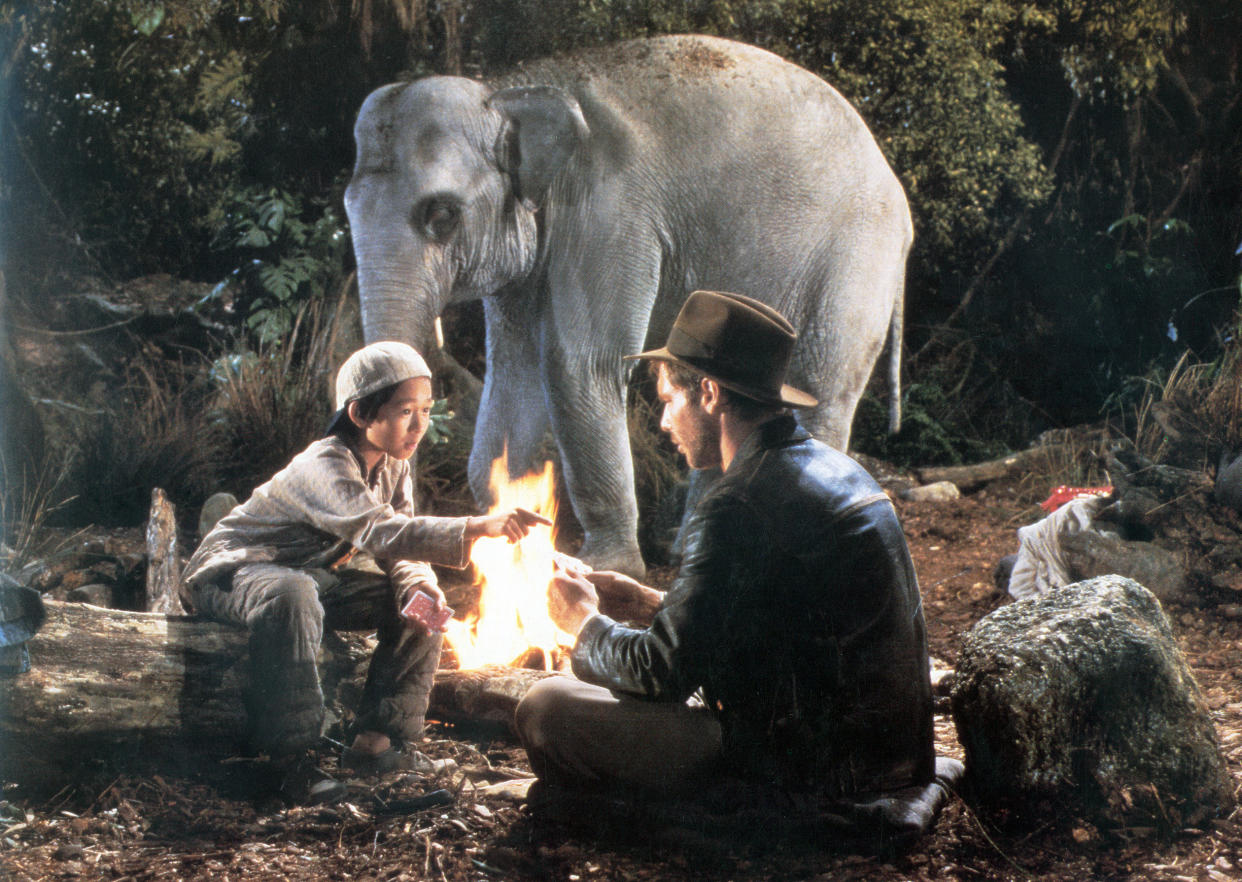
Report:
951,575,1231,829
1058,531,1191,604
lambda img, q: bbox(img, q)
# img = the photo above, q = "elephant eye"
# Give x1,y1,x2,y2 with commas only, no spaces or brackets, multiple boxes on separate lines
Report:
416,197,461,243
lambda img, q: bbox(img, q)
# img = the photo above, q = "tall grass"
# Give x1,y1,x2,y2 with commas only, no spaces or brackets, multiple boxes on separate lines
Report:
62,359,217,526
1122,338,1242,470
207,293,346,497
0,452,76,572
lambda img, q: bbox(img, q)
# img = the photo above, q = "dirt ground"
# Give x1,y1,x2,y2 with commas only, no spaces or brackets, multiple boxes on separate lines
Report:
3,476,1242,882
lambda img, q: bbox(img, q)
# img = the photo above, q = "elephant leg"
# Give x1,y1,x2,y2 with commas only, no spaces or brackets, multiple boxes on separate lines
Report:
545,371,645,578
537,243,657,578
792,232,909,452
468,299,552,508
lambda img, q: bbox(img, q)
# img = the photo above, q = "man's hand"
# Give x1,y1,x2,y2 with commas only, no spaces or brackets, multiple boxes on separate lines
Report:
547,569,600,636
587,570,664,627
466,507,552,543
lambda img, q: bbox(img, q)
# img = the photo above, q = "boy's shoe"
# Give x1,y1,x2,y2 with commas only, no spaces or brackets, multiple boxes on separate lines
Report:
278,755,348,805
341,745,457,777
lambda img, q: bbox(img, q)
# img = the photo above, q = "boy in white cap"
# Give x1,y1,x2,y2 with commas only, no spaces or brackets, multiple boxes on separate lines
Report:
183,341,547,804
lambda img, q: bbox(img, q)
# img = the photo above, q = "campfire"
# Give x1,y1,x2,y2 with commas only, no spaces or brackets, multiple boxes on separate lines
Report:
442,454,574,670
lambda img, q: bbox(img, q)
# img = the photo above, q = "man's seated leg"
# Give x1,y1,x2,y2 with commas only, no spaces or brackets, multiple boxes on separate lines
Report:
515,675,723,797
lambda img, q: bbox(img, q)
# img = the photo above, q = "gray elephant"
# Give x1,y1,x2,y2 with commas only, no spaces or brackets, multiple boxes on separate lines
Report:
345,35,910,577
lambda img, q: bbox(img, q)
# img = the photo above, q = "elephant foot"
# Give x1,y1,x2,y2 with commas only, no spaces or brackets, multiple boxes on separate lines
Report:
576,537,647,580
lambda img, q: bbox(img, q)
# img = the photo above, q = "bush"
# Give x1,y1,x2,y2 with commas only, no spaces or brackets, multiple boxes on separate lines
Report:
61,361,217,527
206,296,345,498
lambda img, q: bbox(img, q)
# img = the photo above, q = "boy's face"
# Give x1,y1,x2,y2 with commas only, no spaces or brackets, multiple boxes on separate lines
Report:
362,376,434,461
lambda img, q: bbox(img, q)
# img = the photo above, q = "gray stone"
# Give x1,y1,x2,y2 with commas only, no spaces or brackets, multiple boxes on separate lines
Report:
1058,531,1191,604
992,553,1018,593
66,583,114,607
1097,446,1210,530
1216,450,1242,512
951,575,1231,828
197,492,238,540
899,481,960,503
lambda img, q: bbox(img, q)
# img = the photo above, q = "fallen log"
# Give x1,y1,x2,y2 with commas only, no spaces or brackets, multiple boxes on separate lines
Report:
915,446,1061,491
0,600,248,785
0,601,552,786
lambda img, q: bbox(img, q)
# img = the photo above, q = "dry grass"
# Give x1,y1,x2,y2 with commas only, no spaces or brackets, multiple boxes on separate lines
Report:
414,411,478,517
1127,339,1242,470
1019,425,1115,496
0,452,77,571
207,293,347,496
62,358,218,526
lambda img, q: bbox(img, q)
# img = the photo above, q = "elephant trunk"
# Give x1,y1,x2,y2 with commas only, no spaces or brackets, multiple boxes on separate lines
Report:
354,242,451,367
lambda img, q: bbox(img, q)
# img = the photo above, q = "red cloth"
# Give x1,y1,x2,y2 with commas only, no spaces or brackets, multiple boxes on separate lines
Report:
1039,485,1113,513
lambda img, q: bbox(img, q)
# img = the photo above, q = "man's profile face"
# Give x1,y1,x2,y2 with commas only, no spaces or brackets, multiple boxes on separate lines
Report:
656,364,722,471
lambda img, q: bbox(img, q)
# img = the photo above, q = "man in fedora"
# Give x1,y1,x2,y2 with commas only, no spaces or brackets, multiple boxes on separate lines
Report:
516,290,941,827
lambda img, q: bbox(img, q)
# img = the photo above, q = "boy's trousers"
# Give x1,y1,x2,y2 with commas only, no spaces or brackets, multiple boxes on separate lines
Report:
192,558,442,756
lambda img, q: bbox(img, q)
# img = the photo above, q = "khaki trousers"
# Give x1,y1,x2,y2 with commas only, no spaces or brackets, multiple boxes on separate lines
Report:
515,675,724,796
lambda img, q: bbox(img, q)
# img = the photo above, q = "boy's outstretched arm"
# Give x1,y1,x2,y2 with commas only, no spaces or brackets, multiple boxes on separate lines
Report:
464,507,552,543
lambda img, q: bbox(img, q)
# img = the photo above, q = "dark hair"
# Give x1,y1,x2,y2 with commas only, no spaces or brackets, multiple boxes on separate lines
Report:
329,382,402,441
649,360,780,421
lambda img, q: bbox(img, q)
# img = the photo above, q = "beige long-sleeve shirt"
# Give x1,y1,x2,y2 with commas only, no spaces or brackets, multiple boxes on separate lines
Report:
181,436,470,604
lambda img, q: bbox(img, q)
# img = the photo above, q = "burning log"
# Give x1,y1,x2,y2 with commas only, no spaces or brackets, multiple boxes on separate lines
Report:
429,664,555,729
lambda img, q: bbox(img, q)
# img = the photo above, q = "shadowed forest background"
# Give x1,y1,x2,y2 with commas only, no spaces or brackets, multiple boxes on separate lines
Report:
0,0,1240,538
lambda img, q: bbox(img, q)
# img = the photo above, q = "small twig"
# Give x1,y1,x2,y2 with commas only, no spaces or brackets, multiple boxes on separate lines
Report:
86,775,124,814
953,792,1037,879
11,316,140,336
926,567,973,590
40,784,74,814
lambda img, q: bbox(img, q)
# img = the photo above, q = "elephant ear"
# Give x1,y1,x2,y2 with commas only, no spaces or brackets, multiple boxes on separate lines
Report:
488,85,588,211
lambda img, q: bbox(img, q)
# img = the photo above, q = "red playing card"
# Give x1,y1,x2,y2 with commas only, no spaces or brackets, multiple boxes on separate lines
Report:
401,589,453,631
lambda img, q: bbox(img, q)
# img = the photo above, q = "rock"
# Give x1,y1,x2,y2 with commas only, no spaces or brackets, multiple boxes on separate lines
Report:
1097,446,1211,530
66,583,114,607
900,481,961,503
1216,449,1242,512
197,492,238,540
992,553,1018,593
0,572,46,676
1059,531,1191,604
951,575,1231,829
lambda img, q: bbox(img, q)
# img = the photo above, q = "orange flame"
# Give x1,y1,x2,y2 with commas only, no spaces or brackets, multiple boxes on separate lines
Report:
443,454,572,669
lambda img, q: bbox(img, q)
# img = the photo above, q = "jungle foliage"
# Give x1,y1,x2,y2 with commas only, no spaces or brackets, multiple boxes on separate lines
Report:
2,0,1240,469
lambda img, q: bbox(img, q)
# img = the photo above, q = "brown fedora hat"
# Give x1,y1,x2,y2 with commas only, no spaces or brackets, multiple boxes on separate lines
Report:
627,290,818,409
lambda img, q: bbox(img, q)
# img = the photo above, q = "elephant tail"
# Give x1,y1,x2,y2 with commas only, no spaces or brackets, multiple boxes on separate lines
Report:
887,293,903,435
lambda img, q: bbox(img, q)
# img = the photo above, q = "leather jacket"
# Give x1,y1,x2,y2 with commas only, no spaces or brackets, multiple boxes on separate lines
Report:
572,415,934,796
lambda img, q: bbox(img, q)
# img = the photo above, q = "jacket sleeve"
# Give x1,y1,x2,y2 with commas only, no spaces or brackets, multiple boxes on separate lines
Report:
378,466,441,595
570,492,757,701
274,444,470,569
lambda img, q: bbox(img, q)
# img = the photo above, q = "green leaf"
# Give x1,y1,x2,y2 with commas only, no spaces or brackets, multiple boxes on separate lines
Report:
239,226,271,248
131,5,164,36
